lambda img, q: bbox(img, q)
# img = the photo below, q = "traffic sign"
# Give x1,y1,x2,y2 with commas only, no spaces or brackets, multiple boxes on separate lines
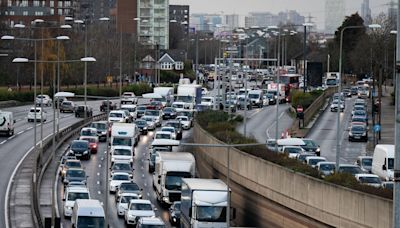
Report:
373,124,381,132
297,107,304,113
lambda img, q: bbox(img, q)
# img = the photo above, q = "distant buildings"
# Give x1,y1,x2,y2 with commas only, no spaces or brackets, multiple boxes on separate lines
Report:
224,14,239,30
169,5,189,36
388,0,397,29
244,10,305,28
325,0,345,34
190,13,222,32
361,0,371,25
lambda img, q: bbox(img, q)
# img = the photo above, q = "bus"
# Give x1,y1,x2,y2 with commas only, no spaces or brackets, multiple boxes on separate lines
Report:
325,72,340,87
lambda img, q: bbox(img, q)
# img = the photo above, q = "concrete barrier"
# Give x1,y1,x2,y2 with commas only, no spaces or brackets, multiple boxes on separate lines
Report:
193,123,392,228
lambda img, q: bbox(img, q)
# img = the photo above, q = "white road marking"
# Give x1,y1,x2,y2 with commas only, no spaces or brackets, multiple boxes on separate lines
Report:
17,131,24,135
97,172,100,176
99,164,102,168
144,183,147,187
147,193,150,196
265,111,286,139
98,191,101,195
0,140,6,145
26,127,33,130
8,135,15,140
97,181,100,185
142,174,145,178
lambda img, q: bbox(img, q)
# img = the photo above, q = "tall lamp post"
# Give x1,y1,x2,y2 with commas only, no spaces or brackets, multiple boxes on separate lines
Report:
394,0,400,224
335,24,382,171
302,23,313,93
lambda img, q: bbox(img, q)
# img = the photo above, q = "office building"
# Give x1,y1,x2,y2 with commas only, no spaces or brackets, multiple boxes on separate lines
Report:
325,0,345,34
225,14,239,30
361,0,371,25
190,13,222,32
169,5,189,36
244,10,305,28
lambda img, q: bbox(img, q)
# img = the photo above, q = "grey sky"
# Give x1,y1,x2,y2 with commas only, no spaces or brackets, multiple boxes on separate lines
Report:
170,0,392,30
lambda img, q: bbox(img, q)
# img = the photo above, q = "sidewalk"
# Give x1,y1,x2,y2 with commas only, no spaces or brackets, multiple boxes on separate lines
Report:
378,86,395,145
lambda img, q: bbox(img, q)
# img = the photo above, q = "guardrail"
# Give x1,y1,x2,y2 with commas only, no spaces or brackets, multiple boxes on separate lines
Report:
31,113,106,227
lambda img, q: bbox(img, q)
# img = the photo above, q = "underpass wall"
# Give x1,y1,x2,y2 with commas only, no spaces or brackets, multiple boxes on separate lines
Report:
193,123,392,228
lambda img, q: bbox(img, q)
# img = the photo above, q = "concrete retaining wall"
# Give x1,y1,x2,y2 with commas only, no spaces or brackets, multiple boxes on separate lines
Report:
193,123,392,228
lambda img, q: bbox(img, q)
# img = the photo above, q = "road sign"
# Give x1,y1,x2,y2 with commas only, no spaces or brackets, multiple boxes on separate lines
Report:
373,124,381,132
297,107,304,113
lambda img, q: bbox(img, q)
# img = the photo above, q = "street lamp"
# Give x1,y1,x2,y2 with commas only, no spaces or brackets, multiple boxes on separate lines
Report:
335,23,382,170
302,23,313,93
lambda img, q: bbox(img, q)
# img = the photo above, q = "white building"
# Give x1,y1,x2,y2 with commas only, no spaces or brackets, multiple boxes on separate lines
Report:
224,14,239,30
325,0,345,34
138,0,169,49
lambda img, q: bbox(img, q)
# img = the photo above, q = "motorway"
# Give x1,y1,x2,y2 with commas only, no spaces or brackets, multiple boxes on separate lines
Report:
0,100,102,228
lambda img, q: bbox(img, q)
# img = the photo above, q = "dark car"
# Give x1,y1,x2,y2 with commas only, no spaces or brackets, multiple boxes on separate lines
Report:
349,124,368,142
89,121,108,142
169,201,181,225
338,165,364,176
162,107,177,120
135,119,148,135
100,100,117,112
136,105,147,118
266,93,277,105
110,161,134,178
75,105,93,118
116,182,143,201
342,89,352,97
60,101,76,113
63,168,86,185
148,152,157,173
351,86,358,95
68,140,91,160
165,121,183,140
301,139,321,156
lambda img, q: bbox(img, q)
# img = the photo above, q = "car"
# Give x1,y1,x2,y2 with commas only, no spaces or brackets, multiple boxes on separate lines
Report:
60,101,76,113
121,109,133,123
121,104,137,120
138,217,165,227
201,87,209,95
59,155,77,175
154,131,173,140
351,86,358,95
100,100,117,112
108,110,128,123
143,109,162,127
237,96,252,110
27,107,47,122
141,116,156,130
330,99,345,112
89,121,109,142
282,146,305,158
146,101,163,110
353,110,368,120
111,146,134,164
354,99,367,107
135,119,148,135
296,152,316,163
164,121,183,140
358,88,369,98
176,116,191,130
116,193,141,217
148,152,157,173
305,156,327,168
333,93,345,101
35,94,52,106
80,127,98,137
116,182,143,202
265,93,277,105
337,164,364,176
63,186,90,217
63,168,87,186
110,161,134,178
162,107,177,120
351,116,368,126
79,137,98,154
75,105,93,118
160,126,177,140
354,156,373,173
351,105,366,116
60,159,82,180
301,139,321,156
176,110,195,126
382,181,394,190
355,174,382,188
316,161,335,177
266,139,277,152
169,201,181,225
109,172,131,193
342,89,352,97
223,101,237,113
348,124,368,142
121,92,138,104
125,199,155,226
68,140,91,160
136,105,147,118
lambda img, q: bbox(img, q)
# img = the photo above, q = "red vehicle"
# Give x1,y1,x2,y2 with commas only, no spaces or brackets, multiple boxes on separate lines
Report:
146,101,163,110
279,74,301,102
79,136,98,154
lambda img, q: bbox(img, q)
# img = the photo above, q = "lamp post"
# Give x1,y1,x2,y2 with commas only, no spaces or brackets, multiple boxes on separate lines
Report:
336,24,382,171
302,23,313,93
394,0,400,225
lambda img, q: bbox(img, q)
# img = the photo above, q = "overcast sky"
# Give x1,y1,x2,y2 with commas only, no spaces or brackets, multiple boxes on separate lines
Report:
170,0,393,30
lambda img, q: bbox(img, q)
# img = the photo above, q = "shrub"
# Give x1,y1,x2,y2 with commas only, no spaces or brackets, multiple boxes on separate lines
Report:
290,89,323,110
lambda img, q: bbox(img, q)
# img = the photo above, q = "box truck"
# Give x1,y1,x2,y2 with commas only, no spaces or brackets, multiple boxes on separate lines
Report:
111,122,140,151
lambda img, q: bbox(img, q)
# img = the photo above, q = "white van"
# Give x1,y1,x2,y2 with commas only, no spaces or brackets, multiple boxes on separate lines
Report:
64,186,90,217
276,138,306,152
0,111,14,136
248,90,264,108
72,199,105,228
121,104,137,120
372,144,394,181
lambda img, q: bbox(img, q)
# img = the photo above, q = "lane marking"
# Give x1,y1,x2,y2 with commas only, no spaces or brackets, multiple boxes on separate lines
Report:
97,172,100,176
265,111,286,139
98,164,102,168
0,140,6,145
8,135,15,140
98,191,101,195
17,131,24,135
97,181,100,185
26,127,33,130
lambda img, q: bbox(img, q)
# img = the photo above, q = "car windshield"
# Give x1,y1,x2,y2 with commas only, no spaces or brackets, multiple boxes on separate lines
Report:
90,123,107,130
121,107,135,112
285,148,301,154
319,164,335,171
165,172,191,190
196,206,227,222
177,117,188,121
30,109,41,113
361,158,372,167
309,159,325,166
112,163,131,171
66,161,81,168
145,110,160,116
63,102,72,106
156,133,171,139
130,203,152,210
138,106,146,111
164,108,174,112
71,142,88,150
81,130,96,136
120,183,140,191
112,174,129,180
354,106,365,110
161,128,174,133
388,158,394,170
77,216,104,228
66,170,85,178
121,195,139,203
352,126,365,131
303,140,317,147
136,120,146,125
352,118,365,122
340,166,362,175
359,176,381,184
202,98,212,102
112,138,132,146
354,110,366,116
248,94,259,99
109,113,122,118
67,192,89,201
173,103,184,108
114,149,131,156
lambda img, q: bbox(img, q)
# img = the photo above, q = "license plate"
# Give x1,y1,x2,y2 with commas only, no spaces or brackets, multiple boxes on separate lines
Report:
354,136,360,139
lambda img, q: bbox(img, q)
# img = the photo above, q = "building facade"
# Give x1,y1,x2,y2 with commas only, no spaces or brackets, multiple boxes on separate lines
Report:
325,0,345,34
190,13,222,32
224,14,239,30
137,0,169,49
244,10,305,28
361,0,371,25
169,4,189,36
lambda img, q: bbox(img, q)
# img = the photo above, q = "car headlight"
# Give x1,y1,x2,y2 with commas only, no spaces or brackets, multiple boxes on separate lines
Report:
362,132,366,136
83,150,88,154
111,157,115,162
65,206,72,211
143,127,147,130
128,214,136,220
349,132,353,136
316,148,321,152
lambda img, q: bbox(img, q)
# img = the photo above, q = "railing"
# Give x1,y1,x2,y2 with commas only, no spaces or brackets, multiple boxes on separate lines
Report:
31,113,106,227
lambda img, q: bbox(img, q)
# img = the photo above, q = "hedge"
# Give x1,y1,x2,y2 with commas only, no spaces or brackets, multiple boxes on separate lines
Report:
197,110,393,199
290,89,324,110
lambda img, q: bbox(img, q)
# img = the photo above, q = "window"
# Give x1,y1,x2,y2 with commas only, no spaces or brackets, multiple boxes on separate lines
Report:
58,9,62,15
7,0,11,6
9,11,14,15
50,0,54,7
23,11,28,15
21,0,28,6
50,8,54,15
58,1,62,7
33,0,39,6
64,1,71,7
41,0,45,6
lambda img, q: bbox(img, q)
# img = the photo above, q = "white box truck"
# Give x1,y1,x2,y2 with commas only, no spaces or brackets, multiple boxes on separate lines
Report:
372,144,394,181
0,111,14,136
180,178,235,228
153,152,195,205
111,122,140,151
176,84,202,107
154,87,174,106
72,199,105,228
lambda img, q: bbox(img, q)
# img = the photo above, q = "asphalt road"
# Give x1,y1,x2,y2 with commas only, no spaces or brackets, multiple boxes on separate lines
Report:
0,100,103,228
307,96,370,164
57,120,193,228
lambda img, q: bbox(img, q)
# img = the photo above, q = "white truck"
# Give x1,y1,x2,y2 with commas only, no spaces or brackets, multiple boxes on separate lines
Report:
154,87,174,106
325,72,340,87
176,84,202,107
153,152,195,205
0,111,14,136
111,122,140,151
72,199,105,228
121,92,138,104
180,178,235,228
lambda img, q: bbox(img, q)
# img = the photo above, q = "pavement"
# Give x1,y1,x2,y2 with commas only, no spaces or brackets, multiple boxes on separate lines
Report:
375,86,395,145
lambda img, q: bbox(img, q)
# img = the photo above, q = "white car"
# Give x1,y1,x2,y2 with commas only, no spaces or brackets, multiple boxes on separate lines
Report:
305,156,327,168
141,116,156,130
109,172,131,193
117,193,140,217
160,126,177,140
108,110,128,123
316,161,336,177
63,186,90,217
201,88,209,95
176,116,191,130
121,104,137,120
282,146,305,159
154,131,173,140
111,146,134,164
36,94,52,106
121,92,138,104
330,100,345,112
125,199,155,226
27,107,47,122
80,127,98,137
143,110,162,127
355,174,382,188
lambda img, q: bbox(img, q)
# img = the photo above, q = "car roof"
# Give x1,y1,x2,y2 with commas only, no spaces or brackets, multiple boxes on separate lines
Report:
306,156,325,160
316,161,335,165
112,172,130,175
355,174,380,178
129,199,151,204
66,186,89,193
339,164,359,168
